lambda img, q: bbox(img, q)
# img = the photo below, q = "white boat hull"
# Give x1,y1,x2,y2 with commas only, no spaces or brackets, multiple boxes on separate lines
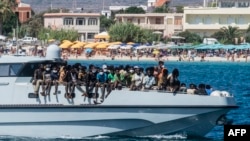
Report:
0,106,232,138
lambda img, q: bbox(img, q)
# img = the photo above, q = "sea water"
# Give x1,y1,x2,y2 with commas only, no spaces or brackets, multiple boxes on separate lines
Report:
1,60,249,141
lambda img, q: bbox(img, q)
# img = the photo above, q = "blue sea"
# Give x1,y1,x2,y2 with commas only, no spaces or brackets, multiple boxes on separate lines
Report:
1,59,250,141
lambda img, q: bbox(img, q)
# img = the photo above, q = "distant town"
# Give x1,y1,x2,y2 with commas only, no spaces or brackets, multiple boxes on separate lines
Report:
1,0,250,47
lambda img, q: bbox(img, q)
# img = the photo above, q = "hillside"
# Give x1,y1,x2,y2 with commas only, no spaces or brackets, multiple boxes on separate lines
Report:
22,0,204,13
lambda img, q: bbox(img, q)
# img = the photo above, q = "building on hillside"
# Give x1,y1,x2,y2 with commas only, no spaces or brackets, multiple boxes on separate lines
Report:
43,13,100,41
183,0,250,37
101,10,111,19
109,5,148,12
147,0,170,7
115,13,183,37
15,0,32,23
148,0,156,7
155,0,170,7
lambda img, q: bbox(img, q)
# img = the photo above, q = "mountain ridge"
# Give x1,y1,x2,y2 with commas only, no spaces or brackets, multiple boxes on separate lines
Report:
22,0,204,13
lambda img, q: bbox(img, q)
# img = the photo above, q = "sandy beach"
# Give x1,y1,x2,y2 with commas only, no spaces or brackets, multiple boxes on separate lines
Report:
18,45,249,63
68,55,249,63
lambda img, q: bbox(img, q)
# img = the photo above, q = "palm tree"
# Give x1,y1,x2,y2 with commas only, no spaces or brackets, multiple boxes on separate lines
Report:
0,0,16,34
220,26,241,44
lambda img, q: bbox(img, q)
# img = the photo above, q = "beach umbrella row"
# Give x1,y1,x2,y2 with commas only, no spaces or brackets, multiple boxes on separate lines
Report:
195,43,250,50
59,41,136,49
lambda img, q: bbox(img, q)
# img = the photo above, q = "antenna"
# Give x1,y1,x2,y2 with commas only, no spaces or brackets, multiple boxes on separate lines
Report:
102,0,105,10
72,0,76,10
203,0,206,7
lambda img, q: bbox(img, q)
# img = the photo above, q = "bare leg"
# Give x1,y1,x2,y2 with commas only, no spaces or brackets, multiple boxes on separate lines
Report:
53,81,58,95
40,81,46,96
46,81,52,95
95,84,99,102
100,84,106,101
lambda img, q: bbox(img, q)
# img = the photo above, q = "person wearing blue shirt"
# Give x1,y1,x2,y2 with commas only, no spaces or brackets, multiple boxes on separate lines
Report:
50,66,59,95
95,69,108,103
205,85,213,95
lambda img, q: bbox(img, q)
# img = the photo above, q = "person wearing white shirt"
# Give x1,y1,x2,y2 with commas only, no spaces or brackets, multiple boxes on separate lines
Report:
142,70,155,90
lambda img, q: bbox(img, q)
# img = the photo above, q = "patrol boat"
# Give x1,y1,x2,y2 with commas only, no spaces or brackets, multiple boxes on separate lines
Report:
0,44,238,138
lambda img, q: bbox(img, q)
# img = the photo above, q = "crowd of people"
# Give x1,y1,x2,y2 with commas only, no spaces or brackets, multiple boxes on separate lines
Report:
32,61,213,103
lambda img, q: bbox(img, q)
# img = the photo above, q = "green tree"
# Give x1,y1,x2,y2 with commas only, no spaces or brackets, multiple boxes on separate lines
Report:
124,6,145,14
220,26,242,44
38,28,78,43
108,22,154,43
244,25,250,43
2,11,18,36
211,30,225,43
100,15,115,31
153,4,170,13
0,0,14,34
176,6,184,13
178,30,202,44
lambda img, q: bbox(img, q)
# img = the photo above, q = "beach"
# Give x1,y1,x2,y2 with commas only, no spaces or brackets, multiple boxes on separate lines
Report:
7,45,248,63
68,54,249,63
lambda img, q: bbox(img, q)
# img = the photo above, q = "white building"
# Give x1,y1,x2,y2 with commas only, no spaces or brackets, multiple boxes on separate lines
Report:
183,0,250,37
43,13,100,41
148,0,156,7
115,13,183,37
101,10,111,19
109,5,147,11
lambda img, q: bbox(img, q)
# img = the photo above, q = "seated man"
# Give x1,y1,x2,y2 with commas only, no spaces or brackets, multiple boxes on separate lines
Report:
178,83,187,93
33,64,44,96
187,83,198,94
205,84,213,95
95,69,108,102
40,64,52,96
51,66,59,95
142,70,155,90
197,83,207,95
130,66,143,90
167,68,180,92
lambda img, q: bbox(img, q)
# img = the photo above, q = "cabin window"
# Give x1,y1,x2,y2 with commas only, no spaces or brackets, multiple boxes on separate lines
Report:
76,18,85,25
87,33,95,39
10,64,22,76
155,18,162,24
88,18,98,25
19,63,41,77
64,18,74,25
0,64,22,77
127,18,132,22
167,18,173,25
0,64,9,76
174,17,182,25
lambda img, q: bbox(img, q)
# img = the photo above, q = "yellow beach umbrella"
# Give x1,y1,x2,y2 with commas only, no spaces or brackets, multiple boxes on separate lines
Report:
108,41,122,45
60,42,73,49
77,42,87,46
48,39,55,42
114,41,122,44
94,32,110,39
62,40,71,43
71,43,83,49
84,43,99,48
74,40,84,43
152,49,160,54
127,42,134,45
96,43,109,49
